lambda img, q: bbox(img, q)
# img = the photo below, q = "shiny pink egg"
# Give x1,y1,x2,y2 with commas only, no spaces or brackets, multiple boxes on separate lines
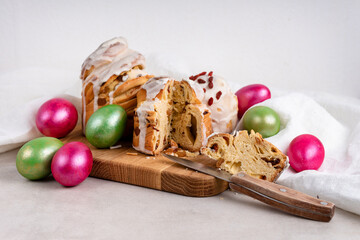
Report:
287,134,325,172
36,98,78,138
51,142,93,187
235,84,271,118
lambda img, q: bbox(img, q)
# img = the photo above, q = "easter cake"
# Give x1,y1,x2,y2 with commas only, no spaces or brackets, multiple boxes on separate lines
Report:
132,72,239,155
133,77,212,155
80,37,153,135
79,38,287,181
188,72,238,133
201,130,287,182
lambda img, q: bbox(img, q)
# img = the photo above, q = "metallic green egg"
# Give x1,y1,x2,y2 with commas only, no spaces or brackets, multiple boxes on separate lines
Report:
85,105,127,148
243,106,281,138
16,137,64,180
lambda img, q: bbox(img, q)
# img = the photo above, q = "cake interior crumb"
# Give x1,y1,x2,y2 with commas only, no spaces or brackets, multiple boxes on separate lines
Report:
126,152,138,156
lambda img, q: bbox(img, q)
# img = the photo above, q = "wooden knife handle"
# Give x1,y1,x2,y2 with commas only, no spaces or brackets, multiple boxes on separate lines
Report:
229,172,335,222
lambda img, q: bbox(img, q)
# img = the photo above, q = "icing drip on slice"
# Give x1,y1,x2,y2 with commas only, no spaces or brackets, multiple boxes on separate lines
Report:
126,68,146,80
133,77,173,154
142,76,172,100
197,104,211,146
182,79,205,101
134,98,161,154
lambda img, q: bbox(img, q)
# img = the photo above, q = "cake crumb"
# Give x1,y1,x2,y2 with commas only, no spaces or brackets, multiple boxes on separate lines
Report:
220,197,224,200
146,157,150,159
110,144,122,149
126,152,138,156
184,150,199,158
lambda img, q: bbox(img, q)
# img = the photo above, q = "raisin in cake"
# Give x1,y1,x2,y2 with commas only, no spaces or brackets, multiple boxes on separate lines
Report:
201,130,287,182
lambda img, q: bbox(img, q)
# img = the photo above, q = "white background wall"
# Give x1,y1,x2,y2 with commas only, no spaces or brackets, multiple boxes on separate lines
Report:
1,0,359,98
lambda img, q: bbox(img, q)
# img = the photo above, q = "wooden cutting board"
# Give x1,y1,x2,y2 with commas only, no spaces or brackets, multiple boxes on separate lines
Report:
62,127,228,197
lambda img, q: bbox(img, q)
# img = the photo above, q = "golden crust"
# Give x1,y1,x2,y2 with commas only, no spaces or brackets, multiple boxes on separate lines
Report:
81,65,94,81
133,110,162,154
113,75,150,97
81,72,153,132
80,38,151,137
126,105,136,117
112,85,141,104
136,79,174,107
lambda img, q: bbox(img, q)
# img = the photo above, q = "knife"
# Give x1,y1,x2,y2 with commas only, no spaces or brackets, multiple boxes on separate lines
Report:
162,153,335,222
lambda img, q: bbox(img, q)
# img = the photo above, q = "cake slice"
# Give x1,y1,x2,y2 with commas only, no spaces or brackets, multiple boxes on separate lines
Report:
201,130,287,182
133,77,212,155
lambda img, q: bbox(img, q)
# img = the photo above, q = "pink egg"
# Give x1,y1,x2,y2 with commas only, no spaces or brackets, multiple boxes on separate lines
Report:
51,142,93,187
36,98,78,138
287,134,325,172
235,84,271,118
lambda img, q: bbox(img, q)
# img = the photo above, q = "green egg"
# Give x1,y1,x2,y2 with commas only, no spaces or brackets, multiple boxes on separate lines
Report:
85,104,127,148
243,106,280,138
16,137,64,180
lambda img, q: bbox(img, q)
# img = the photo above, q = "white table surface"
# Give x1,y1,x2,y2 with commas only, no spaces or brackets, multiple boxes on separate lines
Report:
1,148,359,240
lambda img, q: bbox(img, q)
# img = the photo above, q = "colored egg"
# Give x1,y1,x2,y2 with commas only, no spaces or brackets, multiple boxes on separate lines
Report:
288,134,325,172
36,98,78,138
243,106,280,138
85,104,127,148
51,142,93,187
16,137,64,180
235,84,271,118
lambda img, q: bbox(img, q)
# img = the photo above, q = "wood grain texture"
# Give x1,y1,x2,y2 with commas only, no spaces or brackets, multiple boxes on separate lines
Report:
62,126,228,197
229,173,335,222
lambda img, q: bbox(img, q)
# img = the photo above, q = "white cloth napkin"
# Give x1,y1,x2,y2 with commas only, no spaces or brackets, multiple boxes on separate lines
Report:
1,66,360,215
253,93,360,215
0,67,82,152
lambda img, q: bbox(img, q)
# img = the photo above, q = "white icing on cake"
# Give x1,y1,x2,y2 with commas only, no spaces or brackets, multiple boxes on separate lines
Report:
126,68,147,80
81,37,146,85
142,76,172,100
187,72,238,133
80,37,146,131
182,79,205,101
133,98,161,154
108,68,148,104
203,131,222,147
197,104,211,146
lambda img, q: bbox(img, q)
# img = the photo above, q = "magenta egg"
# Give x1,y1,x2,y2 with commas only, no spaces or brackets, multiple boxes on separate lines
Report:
235,84,271,118
51,142,93,187
36,98,78,138
287,134,325,172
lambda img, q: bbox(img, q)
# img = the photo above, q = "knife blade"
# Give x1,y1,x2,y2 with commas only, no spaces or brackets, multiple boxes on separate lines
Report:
162,153,335,222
